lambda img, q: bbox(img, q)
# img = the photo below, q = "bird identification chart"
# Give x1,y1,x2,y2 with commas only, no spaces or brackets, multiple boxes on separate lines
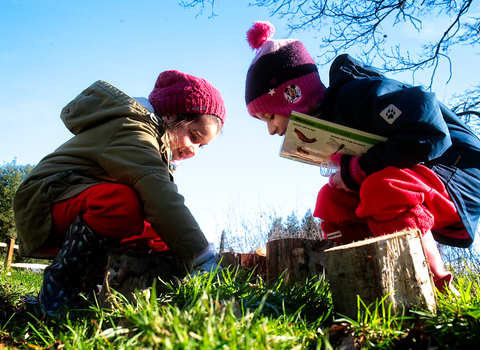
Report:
280,111,387,172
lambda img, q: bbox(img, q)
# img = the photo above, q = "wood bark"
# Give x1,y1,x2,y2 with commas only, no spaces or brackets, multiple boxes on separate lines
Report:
240,253,255,268
266,238,334,286
253,248,266,278
219,251,240,268
98,248,186,308
325,229,436,320
219,248,267,279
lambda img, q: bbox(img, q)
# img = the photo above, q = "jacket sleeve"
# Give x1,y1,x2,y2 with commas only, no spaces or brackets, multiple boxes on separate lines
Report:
97,117,209,261
334,78,452,175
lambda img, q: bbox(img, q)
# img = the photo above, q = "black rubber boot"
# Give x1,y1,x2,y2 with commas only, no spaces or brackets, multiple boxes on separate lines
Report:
39,215,118,316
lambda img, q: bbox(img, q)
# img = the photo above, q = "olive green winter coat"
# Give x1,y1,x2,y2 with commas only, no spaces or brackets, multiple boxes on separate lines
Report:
13,80,208,260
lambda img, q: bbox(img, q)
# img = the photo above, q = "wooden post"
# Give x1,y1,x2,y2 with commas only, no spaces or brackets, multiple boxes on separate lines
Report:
98,248,187,308
266,238,334,286
324,229,436,320
5,239,15,271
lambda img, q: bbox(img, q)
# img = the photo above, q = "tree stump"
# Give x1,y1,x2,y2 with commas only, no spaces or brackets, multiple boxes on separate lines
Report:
253,248,267,278
98,248,187,308
219,251,240,268
219,249,267,279
324,229,436,320
240,253,255,268
266,238,334,286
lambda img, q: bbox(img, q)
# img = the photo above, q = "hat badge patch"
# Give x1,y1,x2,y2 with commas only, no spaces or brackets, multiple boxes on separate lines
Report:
284,85,302,104
380,104,402,124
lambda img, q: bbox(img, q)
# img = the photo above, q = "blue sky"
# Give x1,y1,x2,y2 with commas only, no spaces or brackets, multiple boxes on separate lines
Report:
1,0,479,251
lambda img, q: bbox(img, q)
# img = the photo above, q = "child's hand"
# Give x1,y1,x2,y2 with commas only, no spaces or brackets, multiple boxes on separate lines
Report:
328,153,351,191
327,153,366,192
192,249,221,275
329,170,353,192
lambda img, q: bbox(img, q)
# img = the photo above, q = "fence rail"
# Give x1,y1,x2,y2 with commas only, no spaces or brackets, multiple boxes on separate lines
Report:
0,242,19,249
1,239,48,271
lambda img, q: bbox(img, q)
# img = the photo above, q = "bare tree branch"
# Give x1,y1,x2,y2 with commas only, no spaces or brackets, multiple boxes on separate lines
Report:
181,0,479,125
179,0,218,18
249,0,476,89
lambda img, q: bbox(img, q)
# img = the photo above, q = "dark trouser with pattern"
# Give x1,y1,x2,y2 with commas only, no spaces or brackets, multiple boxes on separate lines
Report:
39,215,118,315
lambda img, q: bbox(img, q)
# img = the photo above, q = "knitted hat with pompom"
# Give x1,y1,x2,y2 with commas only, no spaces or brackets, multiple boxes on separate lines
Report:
245,21,326,118
149,70,226,125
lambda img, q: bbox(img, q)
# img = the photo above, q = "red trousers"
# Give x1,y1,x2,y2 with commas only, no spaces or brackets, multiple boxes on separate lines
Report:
314,165,468,241
38,183,168,255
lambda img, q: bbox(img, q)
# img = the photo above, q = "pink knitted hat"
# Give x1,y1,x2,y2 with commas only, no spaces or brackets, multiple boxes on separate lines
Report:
245,21,326,118
149,70,226,125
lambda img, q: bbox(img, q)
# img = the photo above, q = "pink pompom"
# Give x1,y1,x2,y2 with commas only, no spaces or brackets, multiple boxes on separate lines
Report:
246,21,275,50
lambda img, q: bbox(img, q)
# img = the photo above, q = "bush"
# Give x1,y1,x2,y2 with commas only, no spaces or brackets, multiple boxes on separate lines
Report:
0,159,34,243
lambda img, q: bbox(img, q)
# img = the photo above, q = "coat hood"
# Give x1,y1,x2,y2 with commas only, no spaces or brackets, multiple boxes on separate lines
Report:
61,80,156,135
316,54,386,118
328,54,385,88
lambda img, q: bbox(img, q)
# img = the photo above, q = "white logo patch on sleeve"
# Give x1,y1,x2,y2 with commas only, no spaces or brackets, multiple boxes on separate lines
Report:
380,104,402,124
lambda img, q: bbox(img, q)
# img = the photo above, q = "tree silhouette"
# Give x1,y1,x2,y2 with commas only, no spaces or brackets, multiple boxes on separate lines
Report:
266,209,322,240
300,208,323,239
267,216,286,240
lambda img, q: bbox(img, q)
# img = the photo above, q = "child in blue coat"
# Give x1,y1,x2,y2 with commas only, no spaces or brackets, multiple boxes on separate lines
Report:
244,21,480,293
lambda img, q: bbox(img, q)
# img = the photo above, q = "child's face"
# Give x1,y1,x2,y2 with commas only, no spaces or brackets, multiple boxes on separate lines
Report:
167,117,219,161
254,113,290,136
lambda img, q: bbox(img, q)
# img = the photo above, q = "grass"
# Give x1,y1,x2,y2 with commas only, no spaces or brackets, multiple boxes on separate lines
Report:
1,266,480,349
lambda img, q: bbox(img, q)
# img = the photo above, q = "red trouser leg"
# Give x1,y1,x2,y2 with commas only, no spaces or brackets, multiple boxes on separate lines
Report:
315,165,462,237
315,182,372,244
38,183,146,255
356,165,459,228
314,184,364,226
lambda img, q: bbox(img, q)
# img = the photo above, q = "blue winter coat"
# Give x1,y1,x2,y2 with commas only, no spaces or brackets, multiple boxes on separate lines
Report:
315,54,480,248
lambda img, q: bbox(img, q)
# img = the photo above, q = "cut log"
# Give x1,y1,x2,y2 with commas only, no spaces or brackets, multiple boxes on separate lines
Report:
254,248,267,278
240,253,255,268
98,248,187,308
219,252,263,269
324,229,436,320
219,249,267,279
219,251,240,268
266,238,334,286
